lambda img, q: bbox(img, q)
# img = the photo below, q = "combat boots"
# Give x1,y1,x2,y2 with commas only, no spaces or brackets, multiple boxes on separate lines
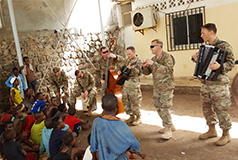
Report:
161,126,172,140
125,115,135,124
216,129,231,146
132,115,142,126
199,124,217,140
159,124,176,133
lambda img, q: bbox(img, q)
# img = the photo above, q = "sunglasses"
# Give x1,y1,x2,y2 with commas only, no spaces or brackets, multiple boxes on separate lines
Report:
102,50,108,54
150,45,158,49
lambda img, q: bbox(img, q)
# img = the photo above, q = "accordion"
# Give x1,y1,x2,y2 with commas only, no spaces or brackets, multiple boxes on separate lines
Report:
194,45,228,81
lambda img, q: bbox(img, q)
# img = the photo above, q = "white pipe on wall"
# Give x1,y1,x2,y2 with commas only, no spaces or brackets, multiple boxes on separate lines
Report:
98,0,106,46
8,0,28,88
7,0,23,66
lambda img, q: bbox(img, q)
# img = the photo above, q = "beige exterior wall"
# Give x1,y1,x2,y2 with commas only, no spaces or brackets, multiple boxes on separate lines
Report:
134,2,238,79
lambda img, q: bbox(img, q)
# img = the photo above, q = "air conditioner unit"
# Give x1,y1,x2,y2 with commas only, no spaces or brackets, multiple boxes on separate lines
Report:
131,7,157,30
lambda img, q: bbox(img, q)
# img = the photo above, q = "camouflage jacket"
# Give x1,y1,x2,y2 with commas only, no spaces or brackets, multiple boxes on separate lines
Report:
49,71,68,90
98,55,124,80
201,37,234,84
118,56,143,88
73,71,95,95
142,51,175,90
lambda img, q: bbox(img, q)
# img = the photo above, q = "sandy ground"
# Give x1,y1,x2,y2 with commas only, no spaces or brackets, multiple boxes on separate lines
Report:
75,89,238,160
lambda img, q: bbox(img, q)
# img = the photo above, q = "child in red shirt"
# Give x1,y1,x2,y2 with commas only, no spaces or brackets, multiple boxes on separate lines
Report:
64,107,90,136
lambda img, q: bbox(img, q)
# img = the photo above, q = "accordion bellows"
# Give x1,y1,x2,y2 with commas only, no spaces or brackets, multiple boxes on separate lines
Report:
194,45,227,81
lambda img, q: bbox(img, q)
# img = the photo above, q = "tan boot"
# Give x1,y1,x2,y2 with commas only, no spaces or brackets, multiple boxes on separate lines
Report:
125,115,135,124
132,115,142,126
161,127,172,140
159,124,176,133
216,129,231,146
199,124,217,140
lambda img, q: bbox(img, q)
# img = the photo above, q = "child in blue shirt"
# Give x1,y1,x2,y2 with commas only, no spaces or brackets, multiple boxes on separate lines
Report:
31,92,48,114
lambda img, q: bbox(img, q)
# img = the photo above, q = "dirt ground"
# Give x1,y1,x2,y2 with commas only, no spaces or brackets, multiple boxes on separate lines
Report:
75,88,238,160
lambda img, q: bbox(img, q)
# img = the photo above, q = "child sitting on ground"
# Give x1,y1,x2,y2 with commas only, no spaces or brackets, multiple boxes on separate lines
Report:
54,103,67,117
64,107,90,136
23,88,36,114
49,116,76,159
90,93,141,160
0,121,14,157
31,111,46,144
53,133,85,160
31,92,48,114
0,105,12,135
40,118,70,157
0,105,12,123
3,130,27,160
45,97,59,118
10,78,23,108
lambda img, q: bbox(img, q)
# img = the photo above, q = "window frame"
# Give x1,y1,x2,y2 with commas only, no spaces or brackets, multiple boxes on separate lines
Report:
165,6,206,51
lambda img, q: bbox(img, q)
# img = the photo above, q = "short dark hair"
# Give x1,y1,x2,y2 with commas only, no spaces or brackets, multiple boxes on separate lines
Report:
201,23,217,33
75,70,80,76
2,105,11,112
35,92,43,99
100,46,107,52
58,104,66,112
34,111,43,120
3,130,14,142
4,121,13,129
23,57,29,62
68,107,76,116
126,46,135,52
53,67,60,73
62,133,74,146
12,67,18,73
51,116,60,129
102,93,118,111
51,97,57,101
44,118,52,129
151,39,163,48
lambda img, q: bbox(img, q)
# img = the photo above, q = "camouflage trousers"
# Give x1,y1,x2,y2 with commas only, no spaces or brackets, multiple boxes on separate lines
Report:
153,89,174,127
201,83,232,129
122,86,142,116
51,86,68,103
70,89,96,109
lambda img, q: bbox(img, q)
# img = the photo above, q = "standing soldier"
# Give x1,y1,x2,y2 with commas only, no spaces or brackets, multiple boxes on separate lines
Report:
192,23,234,146
142,39,176,140
49,67,69,103
118,46,143,126
70,70,97,116
98,46,124,95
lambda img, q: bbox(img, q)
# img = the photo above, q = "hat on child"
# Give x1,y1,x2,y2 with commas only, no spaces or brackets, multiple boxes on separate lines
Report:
10,77,17,84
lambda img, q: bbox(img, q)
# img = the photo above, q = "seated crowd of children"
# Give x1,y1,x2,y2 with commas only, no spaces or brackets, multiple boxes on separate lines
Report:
0,83,90,160
2,68,148,160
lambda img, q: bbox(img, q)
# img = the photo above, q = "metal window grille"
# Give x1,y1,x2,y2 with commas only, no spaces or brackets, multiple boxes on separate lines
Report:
165,6,205,51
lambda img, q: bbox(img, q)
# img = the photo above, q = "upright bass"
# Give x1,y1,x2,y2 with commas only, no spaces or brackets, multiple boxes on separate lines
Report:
104,38,124,114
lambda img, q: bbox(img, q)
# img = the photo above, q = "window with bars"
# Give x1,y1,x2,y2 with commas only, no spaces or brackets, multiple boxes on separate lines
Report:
165,6,205,51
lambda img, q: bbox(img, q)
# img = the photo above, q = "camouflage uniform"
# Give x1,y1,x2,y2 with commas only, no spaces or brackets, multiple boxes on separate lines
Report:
200,38,234,130
118,56,143,116
70,71,96,108
98,55,124,95
49,71,68,97
142,51,175,127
